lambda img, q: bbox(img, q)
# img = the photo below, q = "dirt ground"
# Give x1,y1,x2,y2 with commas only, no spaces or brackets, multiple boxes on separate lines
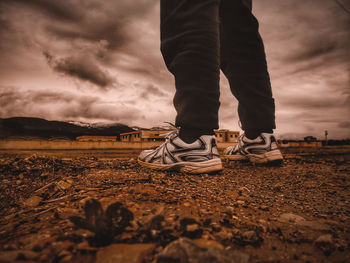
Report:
0,149,349,262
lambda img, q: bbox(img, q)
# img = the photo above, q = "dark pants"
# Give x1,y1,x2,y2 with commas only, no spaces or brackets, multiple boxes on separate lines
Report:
160,0,275,132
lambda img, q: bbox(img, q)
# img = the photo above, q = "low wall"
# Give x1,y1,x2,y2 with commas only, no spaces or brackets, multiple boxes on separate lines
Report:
0,140,234,150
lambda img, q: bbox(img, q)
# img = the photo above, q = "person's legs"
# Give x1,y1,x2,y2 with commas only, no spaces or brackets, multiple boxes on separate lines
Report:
220,0,283,164
137,0,223,173
160,0,221,143
219,0,275,139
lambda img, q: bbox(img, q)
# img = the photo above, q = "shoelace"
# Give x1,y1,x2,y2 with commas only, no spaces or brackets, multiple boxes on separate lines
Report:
160,122,179,142
232,133,245,151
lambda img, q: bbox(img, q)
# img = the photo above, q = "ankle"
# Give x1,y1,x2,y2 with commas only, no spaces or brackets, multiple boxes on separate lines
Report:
179,128,215,144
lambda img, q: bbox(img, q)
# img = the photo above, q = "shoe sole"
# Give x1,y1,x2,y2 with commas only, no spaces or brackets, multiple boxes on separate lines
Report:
248,149,283,164
221,154,249,161
222,150,283,164
138,158,223,174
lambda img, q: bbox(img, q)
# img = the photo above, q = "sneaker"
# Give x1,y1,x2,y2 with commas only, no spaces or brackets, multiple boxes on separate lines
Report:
138,132,223,174
223,133,283,164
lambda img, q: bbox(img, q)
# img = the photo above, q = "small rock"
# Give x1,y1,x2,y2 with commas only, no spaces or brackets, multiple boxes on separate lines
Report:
2,179,10,184
157,237,249,263
216,227,233,240
76,241,98,252
3,244,17,250
236,231,263,246
194,239,224,250
142,206,165,230
57,180,72,190
40,172,49,178
95,244,155,263
58,250,73,262
314,234,335,256
299,220,330,231
238,186,250,196
272,182,283,192
23,195,43,207
259,205,269,211
16,180,22,185
0,250,39,262
224,206,235,216
278,213,329,231
278,213,305,224
19,173,24,179
180,218,202,239
186,224,199,232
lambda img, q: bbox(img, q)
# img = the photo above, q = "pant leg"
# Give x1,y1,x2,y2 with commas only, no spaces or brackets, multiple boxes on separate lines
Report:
160,0,221,130
219,0,276,131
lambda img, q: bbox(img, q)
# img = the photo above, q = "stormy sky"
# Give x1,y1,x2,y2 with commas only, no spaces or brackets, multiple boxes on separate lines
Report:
0,0,349,139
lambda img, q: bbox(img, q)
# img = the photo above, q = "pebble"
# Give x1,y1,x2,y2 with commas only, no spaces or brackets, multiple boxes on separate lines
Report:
57,179,73,190
181,218,202,239
157,237,249,263
58,250,73,262
186,224,199,232
95,243,155,263
40,172,49,178
314,234,335,256
224,206,235,216
278,213,330,231
23,195,43,207
259,205,269,211
193,239,224,250
278,213,305,224
0,250,39,262
2,179,10,184
315,234,333,244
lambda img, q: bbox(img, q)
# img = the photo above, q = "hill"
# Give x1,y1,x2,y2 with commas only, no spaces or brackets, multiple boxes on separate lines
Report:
0,117,134,140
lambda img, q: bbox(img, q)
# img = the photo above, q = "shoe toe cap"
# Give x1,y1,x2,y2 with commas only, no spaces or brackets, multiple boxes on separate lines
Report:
138,149,153,161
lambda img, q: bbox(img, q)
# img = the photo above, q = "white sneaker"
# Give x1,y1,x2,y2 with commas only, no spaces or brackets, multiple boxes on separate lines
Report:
223,133,283,164
138,132,223,174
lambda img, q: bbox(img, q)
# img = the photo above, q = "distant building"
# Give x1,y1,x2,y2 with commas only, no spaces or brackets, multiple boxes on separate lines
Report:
214,130,240,143
278,141,322,147
76,136,117,142
304,136,317,142
120,129,240,143
120,130,170,142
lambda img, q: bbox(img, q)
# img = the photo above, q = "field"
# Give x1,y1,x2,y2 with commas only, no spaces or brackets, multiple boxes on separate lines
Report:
0,147,349,262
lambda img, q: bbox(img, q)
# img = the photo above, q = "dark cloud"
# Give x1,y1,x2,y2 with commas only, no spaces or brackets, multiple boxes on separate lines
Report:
58,101,140,122
0,89,74,107
338,121,350,128
45,18,129,51
140,84,167,99
1,0,83,22
0,88,141,122
287,40,337,62
43,0,158,51
43,51,115,88
0,16,11,35
280,96,342,110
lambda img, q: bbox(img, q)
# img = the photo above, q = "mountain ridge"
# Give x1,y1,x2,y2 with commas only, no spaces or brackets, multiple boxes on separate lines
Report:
0,117,135,140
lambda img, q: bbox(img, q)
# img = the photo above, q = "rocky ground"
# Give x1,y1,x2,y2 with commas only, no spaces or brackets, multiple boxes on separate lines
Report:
0,151,349,262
